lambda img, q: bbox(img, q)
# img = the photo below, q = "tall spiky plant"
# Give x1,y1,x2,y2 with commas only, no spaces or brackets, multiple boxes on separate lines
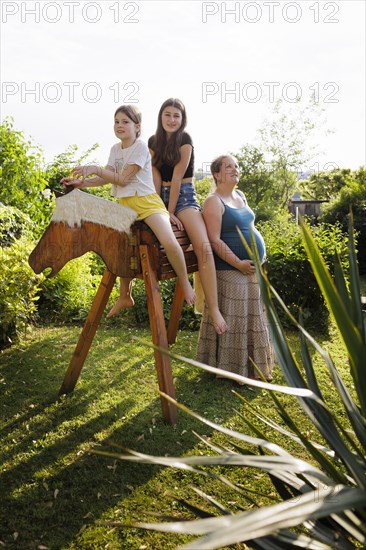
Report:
97,214,366,549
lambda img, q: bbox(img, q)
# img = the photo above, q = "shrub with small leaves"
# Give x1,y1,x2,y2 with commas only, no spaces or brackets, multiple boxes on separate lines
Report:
0,203,34,247
0,235,43,346
259,211,349,329
37,253,100,323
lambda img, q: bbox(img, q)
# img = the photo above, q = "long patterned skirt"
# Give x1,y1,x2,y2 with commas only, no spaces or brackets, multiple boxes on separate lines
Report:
196,270,275,380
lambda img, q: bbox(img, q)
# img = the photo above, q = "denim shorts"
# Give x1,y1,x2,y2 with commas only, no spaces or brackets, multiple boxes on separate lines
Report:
161,182,201,215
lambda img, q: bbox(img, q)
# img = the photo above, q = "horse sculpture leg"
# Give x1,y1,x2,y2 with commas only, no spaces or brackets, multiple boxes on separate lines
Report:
139,244,178,425
167,281,185,345
59,269,117,395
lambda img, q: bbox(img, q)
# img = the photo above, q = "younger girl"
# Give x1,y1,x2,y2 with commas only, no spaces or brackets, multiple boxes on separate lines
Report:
148,98,227,335
62,104,195,315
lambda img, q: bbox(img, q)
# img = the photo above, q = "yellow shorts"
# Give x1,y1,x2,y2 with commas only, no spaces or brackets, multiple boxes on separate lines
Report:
118,193,169,221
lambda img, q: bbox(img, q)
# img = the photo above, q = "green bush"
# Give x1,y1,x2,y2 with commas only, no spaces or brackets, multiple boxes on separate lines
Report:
43,143,100,196
321,178,366,274
259,211,349,329
194,176,213,206
0,118,51,235
0,235,43,346
37,253,100,323
107,277,200,331
0,203,35,247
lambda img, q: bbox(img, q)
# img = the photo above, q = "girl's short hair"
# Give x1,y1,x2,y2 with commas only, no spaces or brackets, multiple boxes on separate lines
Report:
114,105,142,138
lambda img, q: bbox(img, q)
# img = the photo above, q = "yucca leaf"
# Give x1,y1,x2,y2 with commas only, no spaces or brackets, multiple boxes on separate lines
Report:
167,496,216,519
94,447,273,501
191,430,234,454
128,485,366,549
235,402,349,487
132,337,325,402
241,239,366,486
261,530,352,550
334,252,352,318
235,404,341,483
237,228,314,391
236,356,353,485
347,210,364,336
98,449,331,483
269,285,366,454
139,335,364,484
190,487,232,515
234,398,334,458
299,219,366,415
298,312,323,400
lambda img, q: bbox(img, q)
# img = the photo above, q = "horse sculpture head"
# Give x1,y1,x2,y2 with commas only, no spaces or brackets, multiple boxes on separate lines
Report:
28,189,138,278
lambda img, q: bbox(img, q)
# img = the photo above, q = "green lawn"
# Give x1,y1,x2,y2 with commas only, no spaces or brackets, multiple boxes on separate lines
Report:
0,322,352,549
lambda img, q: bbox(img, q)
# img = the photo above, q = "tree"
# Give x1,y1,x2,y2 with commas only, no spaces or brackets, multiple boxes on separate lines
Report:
257,98,331,207
0,118,48,229
321,167,366,273
235,144,277,220
303,168,355,201
43,142,99,195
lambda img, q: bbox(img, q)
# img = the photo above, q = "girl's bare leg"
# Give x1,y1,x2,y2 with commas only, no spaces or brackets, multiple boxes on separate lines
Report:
106,277,134,318
144,214,195,306
178,208,228,335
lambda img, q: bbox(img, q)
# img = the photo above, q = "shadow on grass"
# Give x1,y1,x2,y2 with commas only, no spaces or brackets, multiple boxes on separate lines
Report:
0,325,262,549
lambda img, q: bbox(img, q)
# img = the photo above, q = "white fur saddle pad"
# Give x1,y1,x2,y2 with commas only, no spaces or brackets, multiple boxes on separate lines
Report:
51,189,137,233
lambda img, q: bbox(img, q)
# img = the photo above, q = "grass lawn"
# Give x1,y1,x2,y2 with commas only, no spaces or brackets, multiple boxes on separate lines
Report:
0,321,352,549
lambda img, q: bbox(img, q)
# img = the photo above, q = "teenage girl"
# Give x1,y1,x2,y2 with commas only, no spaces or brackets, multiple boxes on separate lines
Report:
148,98,227,335
61,104,195,315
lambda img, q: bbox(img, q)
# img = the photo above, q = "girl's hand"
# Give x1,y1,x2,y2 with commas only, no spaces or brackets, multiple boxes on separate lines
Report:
238,259,255,275
72,165,97,179
169,213,184,231
60,176,85,188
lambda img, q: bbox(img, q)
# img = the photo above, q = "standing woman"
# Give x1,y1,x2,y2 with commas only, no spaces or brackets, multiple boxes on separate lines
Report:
148,98,227,335
196,155,274,382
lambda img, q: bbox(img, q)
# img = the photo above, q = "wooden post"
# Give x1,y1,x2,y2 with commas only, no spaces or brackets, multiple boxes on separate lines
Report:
59,269,116,395
139,244,178,425
167,280,185,345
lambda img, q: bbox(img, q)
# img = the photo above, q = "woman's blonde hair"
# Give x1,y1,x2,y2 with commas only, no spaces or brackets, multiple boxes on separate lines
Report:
210,155,230,185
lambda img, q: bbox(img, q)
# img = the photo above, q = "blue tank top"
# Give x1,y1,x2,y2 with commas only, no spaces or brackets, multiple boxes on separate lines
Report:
214,192,266,270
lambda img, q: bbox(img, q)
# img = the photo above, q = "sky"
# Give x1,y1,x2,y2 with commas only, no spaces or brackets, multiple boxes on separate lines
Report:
1,0,365,175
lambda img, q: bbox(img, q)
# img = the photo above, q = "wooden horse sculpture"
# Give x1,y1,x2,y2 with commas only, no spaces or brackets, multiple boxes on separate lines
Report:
29,189,198,424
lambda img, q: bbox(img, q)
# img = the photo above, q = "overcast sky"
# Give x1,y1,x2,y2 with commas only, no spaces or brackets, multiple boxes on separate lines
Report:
1,0,365,174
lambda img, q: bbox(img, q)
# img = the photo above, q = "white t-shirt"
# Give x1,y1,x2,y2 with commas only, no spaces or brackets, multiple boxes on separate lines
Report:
107,139,156,198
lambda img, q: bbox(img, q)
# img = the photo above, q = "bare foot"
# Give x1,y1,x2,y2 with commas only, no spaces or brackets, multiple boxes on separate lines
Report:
210,310,228,335
106,296,134,318
181,281,196,306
